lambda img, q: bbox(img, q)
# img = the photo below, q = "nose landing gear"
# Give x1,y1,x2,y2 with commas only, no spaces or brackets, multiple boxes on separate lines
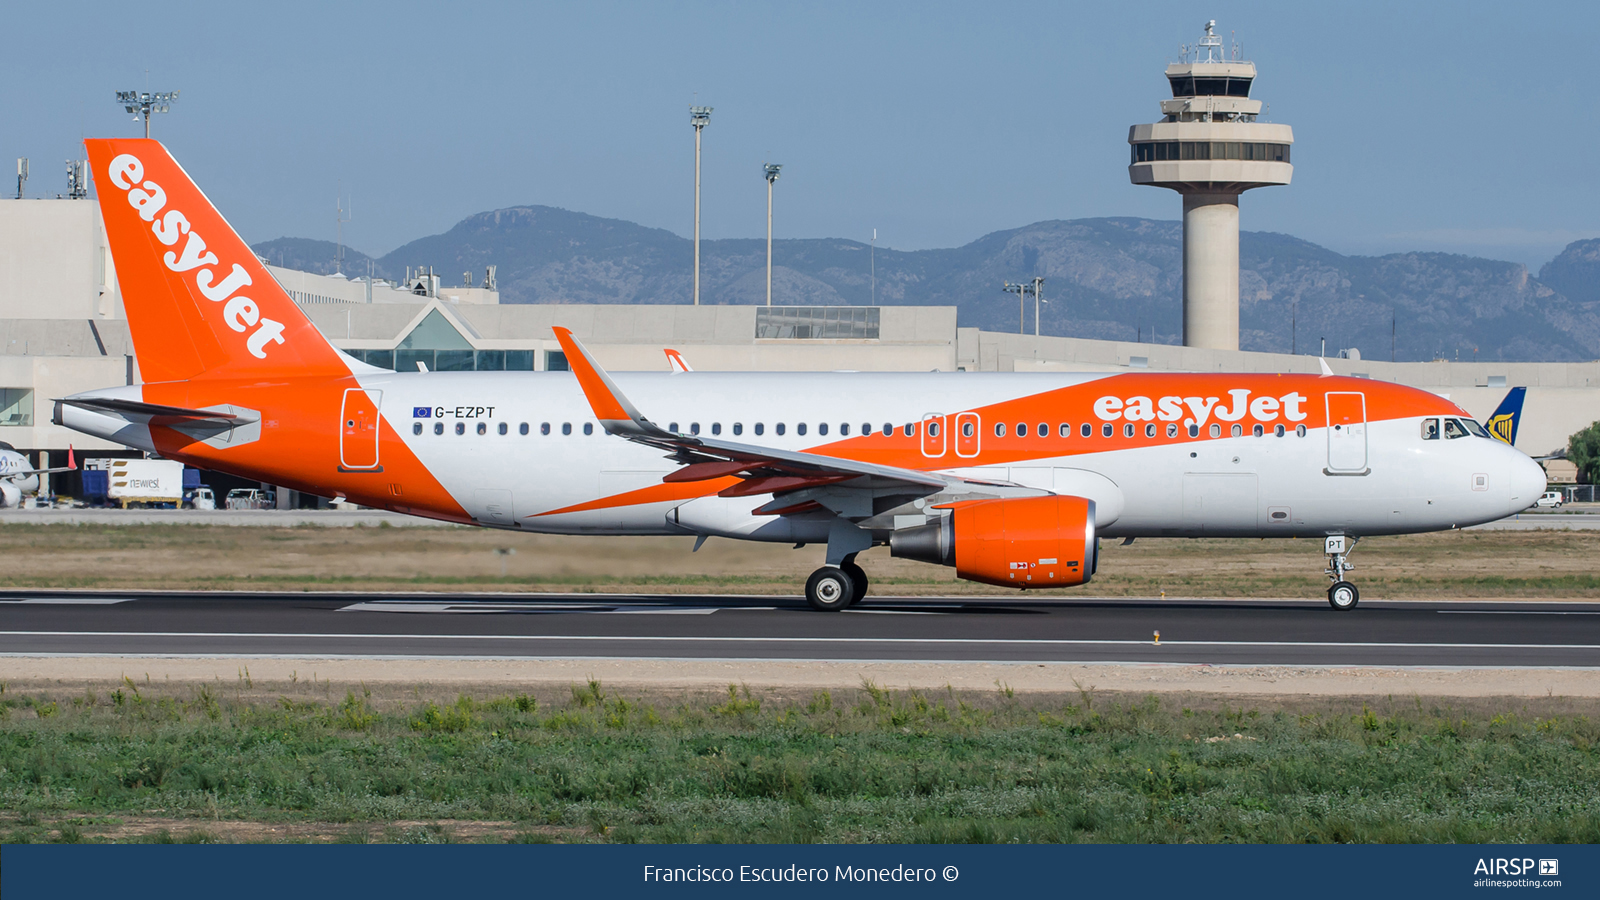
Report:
1324,535,1360,610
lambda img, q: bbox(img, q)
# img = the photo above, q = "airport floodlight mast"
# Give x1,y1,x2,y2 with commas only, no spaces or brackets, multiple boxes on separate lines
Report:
689,105,712,305
870,229,877,305
116,90,180,138
1031,276,1046,336
1002,281,1028,334
15,158,26,200
1127,20,1292,351
763,163,782,307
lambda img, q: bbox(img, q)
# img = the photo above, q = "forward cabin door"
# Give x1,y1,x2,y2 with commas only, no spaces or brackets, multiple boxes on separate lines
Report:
1324,392,1368,473
340,388,383,471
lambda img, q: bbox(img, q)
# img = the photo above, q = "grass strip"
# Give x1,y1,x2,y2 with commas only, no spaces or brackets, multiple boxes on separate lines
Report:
1,681,1597,844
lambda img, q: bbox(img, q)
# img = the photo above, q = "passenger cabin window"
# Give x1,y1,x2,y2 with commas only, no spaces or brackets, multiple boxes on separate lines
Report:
1210,424,1221,438
1167,423,1178,437
797,423,807,436
995,422,1006,437
1081,423,1092,438
412,422,422,435
711,423,721,436
862,423,872,435
1296,424,1307,437
690,423,700,435
1016,422,1027,438
1146,423,1157,438
733,423,743,436
776,423,786,436
583,423,594,435
434,423,444,435
1274,424,1285,437
840,423,850,436
669,422,679,433
1444,418,1468,439
519,423,529,435
540,422,550,435
562,423,572,435
1421,418,1440,440
498,422,508,435
1037,423,1047,437
755,423,764,436
1124,423,1135,438
1187,424,1199,438
455,423,466,435
1252,424,1263,437
902,423,915,437
818,423,828,436
1102,423,1114,437
1231,424,1243,437
962,421,975,437
1059,423,1071,437
477,422,487,435
923,421,935,437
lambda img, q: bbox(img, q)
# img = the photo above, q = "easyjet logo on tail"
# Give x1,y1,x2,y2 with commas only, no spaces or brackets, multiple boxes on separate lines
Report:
105,153,287,360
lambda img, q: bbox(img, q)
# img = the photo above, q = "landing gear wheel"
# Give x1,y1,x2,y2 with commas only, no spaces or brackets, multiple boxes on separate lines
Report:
841,562,869,605
805,566,855,612
1328,580,1359,611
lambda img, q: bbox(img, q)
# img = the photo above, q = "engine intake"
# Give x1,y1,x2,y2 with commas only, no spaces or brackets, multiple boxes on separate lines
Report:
891,496,1097,589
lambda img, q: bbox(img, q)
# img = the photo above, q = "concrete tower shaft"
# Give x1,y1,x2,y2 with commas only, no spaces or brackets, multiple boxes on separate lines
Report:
1127,21,1293,351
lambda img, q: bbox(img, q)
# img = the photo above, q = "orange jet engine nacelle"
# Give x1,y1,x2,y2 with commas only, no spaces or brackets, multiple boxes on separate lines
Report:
889,495,1098,589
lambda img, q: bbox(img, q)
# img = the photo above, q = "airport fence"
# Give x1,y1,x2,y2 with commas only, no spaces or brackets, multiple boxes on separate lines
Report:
1558,484,1597,503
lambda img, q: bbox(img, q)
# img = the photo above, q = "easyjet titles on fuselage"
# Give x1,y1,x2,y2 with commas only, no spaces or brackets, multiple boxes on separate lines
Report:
1093,390,1308,428
105,153,287,360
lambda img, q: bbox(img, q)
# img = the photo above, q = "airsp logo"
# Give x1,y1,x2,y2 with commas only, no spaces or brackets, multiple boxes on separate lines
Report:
1473,858,1551,876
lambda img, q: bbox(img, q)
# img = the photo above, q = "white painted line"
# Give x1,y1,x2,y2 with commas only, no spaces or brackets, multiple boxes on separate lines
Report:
0,598,133,605
0,631,1597,651
1,652,1598,672
338,602,716,615
1437,610,1600,616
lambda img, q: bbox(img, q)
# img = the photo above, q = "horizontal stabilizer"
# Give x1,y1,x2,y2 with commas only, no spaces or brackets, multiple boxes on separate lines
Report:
58,396,258,425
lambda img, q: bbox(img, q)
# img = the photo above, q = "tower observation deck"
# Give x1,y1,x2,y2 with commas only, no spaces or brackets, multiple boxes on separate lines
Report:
1128,21,1293,351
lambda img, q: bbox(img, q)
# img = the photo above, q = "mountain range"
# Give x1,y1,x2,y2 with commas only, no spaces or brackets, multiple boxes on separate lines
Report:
253,211,1600,363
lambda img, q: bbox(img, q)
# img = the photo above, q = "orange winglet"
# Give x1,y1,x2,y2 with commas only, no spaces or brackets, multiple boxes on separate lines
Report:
551,326,635,427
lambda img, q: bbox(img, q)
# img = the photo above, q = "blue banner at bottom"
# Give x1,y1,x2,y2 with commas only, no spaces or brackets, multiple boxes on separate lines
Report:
3,843,1592,899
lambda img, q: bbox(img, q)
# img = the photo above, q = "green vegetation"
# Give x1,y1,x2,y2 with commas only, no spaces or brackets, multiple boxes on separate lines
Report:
1,680,1597,844
1569,420,1600,484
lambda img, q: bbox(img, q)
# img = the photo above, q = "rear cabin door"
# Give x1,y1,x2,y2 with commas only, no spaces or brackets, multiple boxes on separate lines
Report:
1325,392,1368,473
340,388,383,471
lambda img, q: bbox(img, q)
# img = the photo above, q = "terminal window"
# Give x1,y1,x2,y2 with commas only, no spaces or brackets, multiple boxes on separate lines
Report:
0,388,32,427
756,306,879,340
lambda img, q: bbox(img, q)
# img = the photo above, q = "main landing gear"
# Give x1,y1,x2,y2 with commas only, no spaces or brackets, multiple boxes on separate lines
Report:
1324,535,1360,611
805,554,871,612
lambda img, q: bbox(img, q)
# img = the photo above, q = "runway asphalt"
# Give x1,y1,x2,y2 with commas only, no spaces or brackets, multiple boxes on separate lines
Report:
1,591,1598,668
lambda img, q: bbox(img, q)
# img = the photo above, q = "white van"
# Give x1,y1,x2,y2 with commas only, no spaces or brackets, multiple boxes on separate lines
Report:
1533,491,1564,509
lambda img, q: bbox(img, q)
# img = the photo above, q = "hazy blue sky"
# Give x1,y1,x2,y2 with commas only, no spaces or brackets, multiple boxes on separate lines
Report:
5,1,1596,268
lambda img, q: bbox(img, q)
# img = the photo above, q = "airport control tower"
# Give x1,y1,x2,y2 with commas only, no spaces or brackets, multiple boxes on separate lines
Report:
1128,21,1293,351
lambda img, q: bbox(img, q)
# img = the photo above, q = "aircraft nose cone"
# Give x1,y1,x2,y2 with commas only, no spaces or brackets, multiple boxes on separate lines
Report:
1509,450,1547,508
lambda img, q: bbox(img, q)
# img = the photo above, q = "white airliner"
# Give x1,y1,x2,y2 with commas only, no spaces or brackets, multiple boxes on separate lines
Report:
54,138,1546,610
0,442,74,509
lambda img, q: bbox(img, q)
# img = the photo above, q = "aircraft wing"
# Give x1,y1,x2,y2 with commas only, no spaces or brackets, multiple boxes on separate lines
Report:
553,327,947,499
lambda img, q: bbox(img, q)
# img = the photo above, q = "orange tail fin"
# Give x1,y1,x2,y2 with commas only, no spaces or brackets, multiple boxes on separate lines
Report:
85,139,350,383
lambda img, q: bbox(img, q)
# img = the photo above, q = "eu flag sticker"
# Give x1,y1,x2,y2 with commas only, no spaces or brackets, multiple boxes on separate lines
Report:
412,407,432,418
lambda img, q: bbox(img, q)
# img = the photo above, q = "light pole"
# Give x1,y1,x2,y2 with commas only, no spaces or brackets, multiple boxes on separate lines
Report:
116,90,180,138
870,229,876,305
763,163,782,307
1031,276,1046,336
1003,282,1027,334
689,106,712,305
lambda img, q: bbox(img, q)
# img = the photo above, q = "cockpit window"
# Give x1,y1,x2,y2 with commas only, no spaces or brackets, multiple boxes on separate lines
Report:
1421,418,1440,440
1461,418,1491,438
1443,418,1469,439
